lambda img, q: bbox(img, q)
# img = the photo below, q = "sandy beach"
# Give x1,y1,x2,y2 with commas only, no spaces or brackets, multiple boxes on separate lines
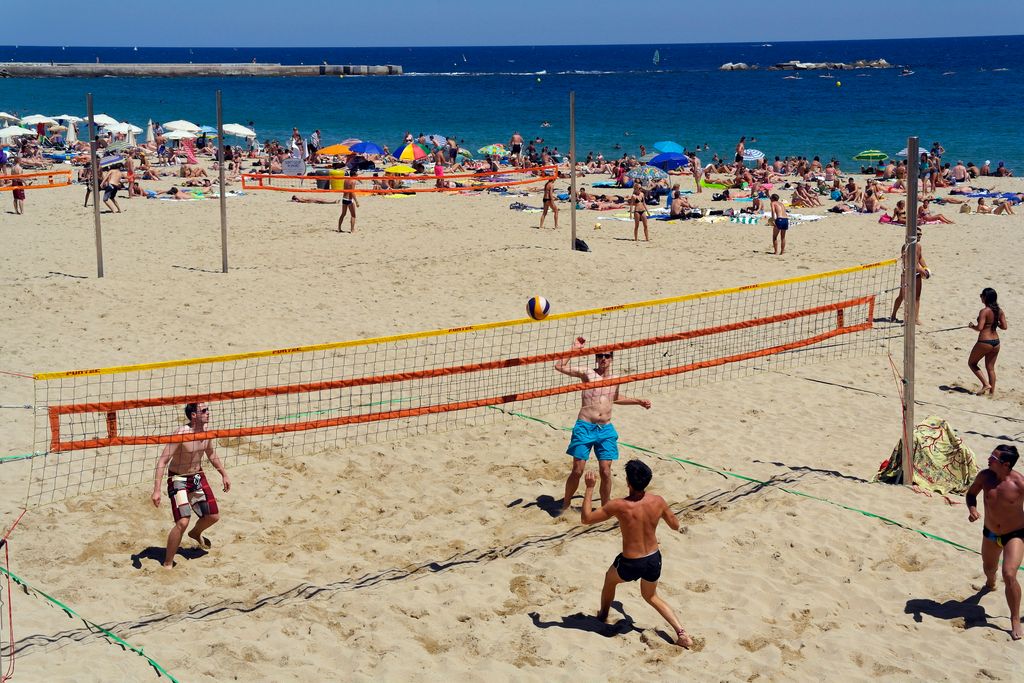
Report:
1,170,1022,681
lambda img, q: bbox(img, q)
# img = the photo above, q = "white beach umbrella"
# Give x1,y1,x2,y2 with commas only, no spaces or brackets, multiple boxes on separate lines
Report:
20,114,58,126
66,121,79,145
127,128,137,146
91,113,120,127
0,125,35,139
742,148,765,161
163,119,200,133
0,112,20,122
164,129,196,140
221,123,256,138
146,119,155,144
53,114,84,123
105,122,143,135
896,148,909,157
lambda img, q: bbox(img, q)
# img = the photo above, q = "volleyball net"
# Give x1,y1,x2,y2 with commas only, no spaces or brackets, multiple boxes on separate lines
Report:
0,170,72,192
28,260,899,506
240,163,558,194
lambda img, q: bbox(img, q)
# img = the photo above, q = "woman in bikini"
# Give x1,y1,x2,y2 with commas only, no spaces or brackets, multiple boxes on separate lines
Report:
967,287,1008,395
631,187,649,241
539,177,559,229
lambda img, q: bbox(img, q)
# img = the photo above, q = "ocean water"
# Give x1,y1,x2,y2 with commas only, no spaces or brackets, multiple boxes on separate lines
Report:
1,36,1022,169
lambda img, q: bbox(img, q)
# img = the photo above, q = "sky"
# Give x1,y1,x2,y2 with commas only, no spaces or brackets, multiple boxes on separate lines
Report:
7,1,1024,47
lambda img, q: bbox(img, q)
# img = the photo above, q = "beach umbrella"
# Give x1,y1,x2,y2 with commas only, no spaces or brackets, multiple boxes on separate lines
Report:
91,113,120,127
105,141,133,153
340,137,362,146
649,152,689,170
66,122,79,145
653,140,684,153
99,153,124,167
163,130,196,140
742,149,765,161
426,133,448,148
394,142,429,162
0,112,19,122
163,119,200,132
104,122,143,135
457,148,473,159
127,128,137,146
53,114,83,123
385,164,416,174
478,143,507,157
896,148,909,157
853,150,887,161
350,141,384,156
626,165,669,181
317,143,353,156
222,123,256,138
48,124,68,132
20,114,58,126
197,125,218,135
146,119,155,144
0,125,35,138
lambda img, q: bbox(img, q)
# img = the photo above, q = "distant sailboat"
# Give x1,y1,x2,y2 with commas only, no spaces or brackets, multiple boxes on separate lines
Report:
133,46,138,51
653,49,660,66
462,54,467,63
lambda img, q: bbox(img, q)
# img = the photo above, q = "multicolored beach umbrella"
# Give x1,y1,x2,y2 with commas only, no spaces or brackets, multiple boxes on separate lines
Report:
653,140,684,153
626,165,669,181
478,143,507,157
853,150,888,161
394,142,430,161
742,148,765,161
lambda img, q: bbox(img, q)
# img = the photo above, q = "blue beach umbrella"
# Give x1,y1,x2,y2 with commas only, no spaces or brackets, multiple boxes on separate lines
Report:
649,152,689,170
197,125,218,134
653,140,684,153
349,141,385,155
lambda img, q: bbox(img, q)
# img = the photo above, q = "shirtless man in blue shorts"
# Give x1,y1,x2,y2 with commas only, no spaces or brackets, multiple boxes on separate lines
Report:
554,336,651,511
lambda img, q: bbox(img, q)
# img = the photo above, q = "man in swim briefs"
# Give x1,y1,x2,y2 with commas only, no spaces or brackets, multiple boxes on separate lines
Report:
966,445,1023,640
509,131,524,167
554,337,651,510
151,402,231,568
338,170,359,233
580,460,692,648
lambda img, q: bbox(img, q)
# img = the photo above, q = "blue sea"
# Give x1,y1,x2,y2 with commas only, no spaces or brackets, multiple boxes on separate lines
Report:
1,36,1022,169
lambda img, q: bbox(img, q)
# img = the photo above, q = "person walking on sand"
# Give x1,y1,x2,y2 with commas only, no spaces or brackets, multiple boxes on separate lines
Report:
10,157,26,215
889,228,929,324
151,402,231,568
100,164,123,213
967,287,1008,395
509,131,524,167
770,193,789,255
631,187,650,241
338,170,359,233
554,337,651,510
539,176,559,229
965,445,1023,640
580,460,693,648
689,151,702,193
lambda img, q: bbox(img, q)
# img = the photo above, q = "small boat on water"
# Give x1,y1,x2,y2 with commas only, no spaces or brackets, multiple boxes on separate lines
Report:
653,49,660,66
900,68,915,77
819,72,835,79
783,75,802,80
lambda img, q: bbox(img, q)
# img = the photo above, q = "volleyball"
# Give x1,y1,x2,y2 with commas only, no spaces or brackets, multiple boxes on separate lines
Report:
526,296,551,320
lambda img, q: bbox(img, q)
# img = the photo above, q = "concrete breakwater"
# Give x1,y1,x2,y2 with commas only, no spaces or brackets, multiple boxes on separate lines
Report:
0,62,403,77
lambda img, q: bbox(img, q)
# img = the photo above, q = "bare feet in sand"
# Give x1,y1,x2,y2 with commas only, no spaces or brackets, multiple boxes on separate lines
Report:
1012,619,1022,641
188,530,212,549
675,627,694,648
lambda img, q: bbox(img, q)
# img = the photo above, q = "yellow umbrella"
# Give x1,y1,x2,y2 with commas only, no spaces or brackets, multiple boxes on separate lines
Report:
318,143,352,156
385,164,416,174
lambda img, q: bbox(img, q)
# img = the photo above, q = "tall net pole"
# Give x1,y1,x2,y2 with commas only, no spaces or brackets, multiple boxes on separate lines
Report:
902,136,920,484
569,91,577,250
86,94,104,278
216,91,229,273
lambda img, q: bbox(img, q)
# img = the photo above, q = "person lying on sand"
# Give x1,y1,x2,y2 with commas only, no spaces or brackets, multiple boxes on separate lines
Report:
291,194,339,204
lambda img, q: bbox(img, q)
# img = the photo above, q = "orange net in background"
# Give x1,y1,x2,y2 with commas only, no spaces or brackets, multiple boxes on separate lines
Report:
0,170,72,191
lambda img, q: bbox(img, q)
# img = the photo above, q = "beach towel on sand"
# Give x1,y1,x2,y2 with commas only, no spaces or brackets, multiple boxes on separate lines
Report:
873,415,978,495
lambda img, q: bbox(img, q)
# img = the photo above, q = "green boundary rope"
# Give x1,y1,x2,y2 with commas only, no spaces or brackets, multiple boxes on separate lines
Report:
0,564,178,682
489,406,1012,566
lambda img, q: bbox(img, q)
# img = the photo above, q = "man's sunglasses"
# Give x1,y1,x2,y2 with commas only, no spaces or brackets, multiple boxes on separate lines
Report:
595,353,613,359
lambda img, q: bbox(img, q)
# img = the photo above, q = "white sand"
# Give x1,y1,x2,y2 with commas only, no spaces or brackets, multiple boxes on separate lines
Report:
1,173,1022,680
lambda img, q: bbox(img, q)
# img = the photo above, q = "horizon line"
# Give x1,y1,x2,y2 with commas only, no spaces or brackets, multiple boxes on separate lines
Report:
1,33,1020,51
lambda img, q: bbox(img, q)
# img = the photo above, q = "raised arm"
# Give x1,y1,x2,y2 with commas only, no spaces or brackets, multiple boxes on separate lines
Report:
554,337,591,380
581,471,614,524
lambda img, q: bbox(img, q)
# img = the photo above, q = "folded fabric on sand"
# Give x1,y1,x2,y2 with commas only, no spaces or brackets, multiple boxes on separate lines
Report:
873,415,978,495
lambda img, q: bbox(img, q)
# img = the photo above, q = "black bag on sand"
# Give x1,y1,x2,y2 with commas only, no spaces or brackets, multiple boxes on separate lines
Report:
574,238,591,252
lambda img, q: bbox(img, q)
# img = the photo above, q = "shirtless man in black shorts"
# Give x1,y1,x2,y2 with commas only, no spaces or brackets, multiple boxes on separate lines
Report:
581,460,693,648
966,445,1024,640
509,131,524,167
338,170,360,233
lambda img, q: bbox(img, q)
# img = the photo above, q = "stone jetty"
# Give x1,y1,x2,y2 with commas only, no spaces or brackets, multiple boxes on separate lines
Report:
719,59,892,71
0,63,403,78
